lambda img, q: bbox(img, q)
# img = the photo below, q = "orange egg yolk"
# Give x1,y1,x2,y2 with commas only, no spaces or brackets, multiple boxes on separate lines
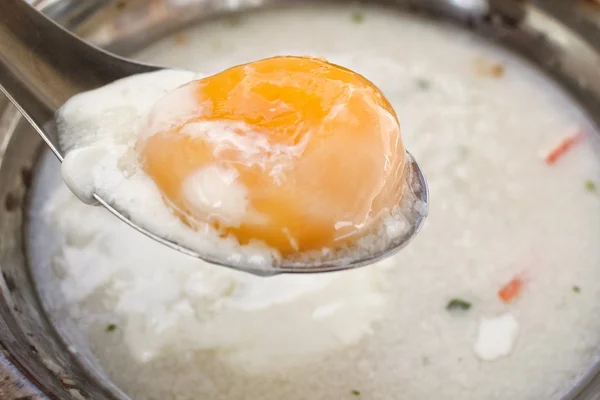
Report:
137,56,406,255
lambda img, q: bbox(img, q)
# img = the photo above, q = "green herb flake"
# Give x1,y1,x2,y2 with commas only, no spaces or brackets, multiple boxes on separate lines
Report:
351,12,364,24
106,324,117,333
416,78,431,90
351,390,361,396
573,286,581,293
446,298,472,312
228,15,243,27
585,180,596,192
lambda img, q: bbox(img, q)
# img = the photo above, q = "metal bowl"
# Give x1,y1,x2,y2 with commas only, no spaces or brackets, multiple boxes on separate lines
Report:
0,0,599,398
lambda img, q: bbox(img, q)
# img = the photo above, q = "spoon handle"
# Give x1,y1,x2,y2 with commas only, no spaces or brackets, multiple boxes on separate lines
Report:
0,0,153,129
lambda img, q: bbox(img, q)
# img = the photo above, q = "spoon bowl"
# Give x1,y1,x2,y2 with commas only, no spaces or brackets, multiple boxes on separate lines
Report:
0,0,429,276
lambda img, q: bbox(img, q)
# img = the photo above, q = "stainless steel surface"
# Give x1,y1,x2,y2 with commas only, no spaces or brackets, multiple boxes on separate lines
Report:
0,0,159,159
0,0,429,276
0,0,599,399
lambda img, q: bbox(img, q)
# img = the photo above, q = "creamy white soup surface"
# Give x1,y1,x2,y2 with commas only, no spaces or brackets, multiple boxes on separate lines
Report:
31,4,600,400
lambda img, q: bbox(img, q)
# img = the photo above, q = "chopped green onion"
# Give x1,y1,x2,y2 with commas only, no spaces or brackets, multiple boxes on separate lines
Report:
573,286,581,293
351,12,364,23
351,390,361,396
229,15,243,26
106,324,117,332
585,180,596,192
416,78,431,90
446,298,471,311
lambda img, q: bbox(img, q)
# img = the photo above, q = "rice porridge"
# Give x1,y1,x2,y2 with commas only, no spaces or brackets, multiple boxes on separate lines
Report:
27,4,600,400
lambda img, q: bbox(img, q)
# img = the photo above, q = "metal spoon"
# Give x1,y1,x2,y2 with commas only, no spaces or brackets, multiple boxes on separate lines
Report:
0,0,429,276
